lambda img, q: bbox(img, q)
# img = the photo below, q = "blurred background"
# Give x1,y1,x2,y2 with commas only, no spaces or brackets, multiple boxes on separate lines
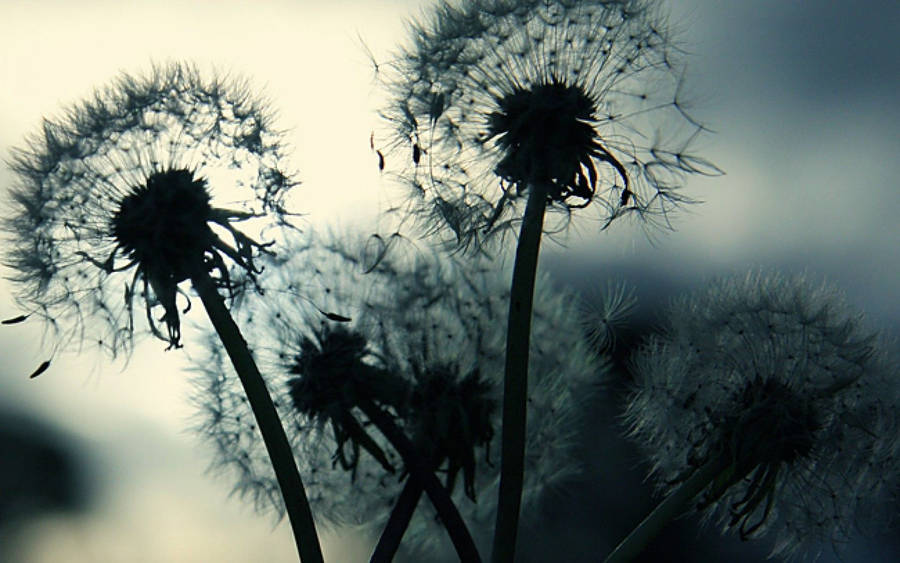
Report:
1,0,897,561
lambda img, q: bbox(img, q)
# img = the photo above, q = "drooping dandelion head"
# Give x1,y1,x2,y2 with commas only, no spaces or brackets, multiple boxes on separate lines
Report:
190,231,604,555
407,365,497,501
287,326,372,421
111,169,214,285
285,324,408,477
720,377,818,471
3,62,297,356
625,271,900,559
488,78,618,205
378,0,721,250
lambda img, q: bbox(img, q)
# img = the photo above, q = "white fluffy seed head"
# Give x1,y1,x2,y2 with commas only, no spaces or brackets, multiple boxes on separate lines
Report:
377,0,721,252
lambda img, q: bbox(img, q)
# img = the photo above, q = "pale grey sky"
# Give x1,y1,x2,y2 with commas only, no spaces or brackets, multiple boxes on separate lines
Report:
1,1,897,561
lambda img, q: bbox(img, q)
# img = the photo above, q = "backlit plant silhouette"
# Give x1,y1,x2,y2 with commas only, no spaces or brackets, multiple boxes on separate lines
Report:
376,0,721,558
191,232,601,561
2,62,324,563
608,271,900,561
3,4,895,563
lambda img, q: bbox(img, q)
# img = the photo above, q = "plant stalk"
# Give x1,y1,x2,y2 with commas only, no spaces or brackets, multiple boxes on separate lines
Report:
491,182,549,563
370,476,424,562
191,267,324,563
358,397,481,563
603,459,725,563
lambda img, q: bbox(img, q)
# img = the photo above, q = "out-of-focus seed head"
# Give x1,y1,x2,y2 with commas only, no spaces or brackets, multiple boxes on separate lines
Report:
407,366,497,501
190,231,605,556
625,271,900,559
285,324,406,478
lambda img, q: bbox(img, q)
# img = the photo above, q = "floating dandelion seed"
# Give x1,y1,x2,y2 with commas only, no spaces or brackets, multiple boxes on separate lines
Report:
617,271,900,561
191,232,604,558
378,0,721,250
581,278,637,352
3,62,297,357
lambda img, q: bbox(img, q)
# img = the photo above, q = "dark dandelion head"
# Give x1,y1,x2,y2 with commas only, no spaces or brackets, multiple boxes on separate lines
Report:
112,169,214,280
701,377,820,540
407,366,496,500
287,325,406,476
287,325,405,419
626,271,900,558
3,62,298,357
489,78,625,206
378,0,722,251
724,378,818,470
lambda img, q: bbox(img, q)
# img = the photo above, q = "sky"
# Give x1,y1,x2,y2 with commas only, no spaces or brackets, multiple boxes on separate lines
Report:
0,1,898,561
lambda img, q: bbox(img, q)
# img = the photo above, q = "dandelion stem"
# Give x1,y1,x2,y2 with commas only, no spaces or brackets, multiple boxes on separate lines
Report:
358,397,481,563
603,459,725,563
370,476,423,562
190,267,324,563
492,182,548,563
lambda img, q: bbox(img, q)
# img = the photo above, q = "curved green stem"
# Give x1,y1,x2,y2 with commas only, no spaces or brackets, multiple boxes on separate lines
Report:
491,182,548,563
191,268,324,563
603,459,725,563
358,397,482,563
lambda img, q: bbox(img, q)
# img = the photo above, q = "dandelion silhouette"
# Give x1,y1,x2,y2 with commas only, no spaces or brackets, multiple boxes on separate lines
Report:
609,271,900,561
377,1,721,557
2,62,324,562
191,231,602,560
4,62,293,355
378,0,720,249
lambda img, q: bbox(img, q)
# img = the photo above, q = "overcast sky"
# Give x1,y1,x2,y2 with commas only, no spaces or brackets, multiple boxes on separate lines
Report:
1,1,897,561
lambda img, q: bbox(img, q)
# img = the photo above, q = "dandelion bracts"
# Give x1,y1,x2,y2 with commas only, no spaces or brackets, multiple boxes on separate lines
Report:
2,63,324,563
609,272,900,561
377,1,720,559
191,232,601,559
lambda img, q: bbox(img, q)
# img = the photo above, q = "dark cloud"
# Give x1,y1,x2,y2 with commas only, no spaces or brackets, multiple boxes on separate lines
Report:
686,0,900,110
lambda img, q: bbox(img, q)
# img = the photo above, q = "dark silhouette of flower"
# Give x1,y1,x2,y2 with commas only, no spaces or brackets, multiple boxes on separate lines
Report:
191,232,602,557
377,0,721,250
623,271,900,560
3,62,297,357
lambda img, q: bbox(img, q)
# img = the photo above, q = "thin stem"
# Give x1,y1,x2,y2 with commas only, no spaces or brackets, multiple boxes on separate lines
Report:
370,477,424,562
358,397,482,563
190,267,324,563
491,182,548,563
603,459,725,563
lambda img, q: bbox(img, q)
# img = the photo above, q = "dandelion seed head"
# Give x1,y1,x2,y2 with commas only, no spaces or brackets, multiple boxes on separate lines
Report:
190,231,605,555
3,62,298,357
378,0,721,251
407,365,497,502
625,271,900,559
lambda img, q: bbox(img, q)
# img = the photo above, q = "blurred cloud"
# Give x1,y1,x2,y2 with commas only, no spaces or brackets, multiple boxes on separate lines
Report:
556,0,900,327
1,0,898,561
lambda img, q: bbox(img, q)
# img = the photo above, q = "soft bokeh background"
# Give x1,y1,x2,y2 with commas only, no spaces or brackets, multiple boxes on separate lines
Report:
1,0,897,561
